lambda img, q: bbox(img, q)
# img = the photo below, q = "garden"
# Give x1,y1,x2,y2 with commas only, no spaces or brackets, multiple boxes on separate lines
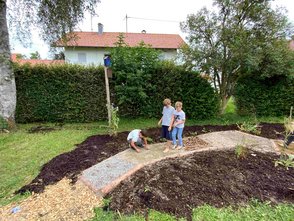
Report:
1,104,294,220
0,26,294,221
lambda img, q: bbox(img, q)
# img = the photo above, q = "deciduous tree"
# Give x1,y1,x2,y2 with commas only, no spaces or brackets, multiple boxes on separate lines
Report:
180,0,293,113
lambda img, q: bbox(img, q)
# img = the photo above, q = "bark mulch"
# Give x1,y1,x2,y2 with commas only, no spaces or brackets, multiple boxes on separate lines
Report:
16,123,285,194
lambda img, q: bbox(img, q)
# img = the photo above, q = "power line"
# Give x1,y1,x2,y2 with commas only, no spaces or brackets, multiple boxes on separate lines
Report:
127,16,180,23
123,14,181,33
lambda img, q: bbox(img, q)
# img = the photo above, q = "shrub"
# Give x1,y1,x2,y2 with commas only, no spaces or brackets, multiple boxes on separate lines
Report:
14,63,107,123
234,75,294,117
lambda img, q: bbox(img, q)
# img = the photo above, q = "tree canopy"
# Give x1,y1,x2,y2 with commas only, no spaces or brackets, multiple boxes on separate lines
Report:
180,0,294,112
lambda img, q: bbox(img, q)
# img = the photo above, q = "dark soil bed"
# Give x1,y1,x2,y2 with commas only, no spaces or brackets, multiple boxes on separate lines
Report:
17,123,285,195
107,149,294,220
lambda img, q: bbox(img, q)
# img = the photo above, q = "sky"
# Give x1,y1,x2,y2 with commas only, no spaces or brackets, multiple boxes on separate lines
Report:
10,0,294,59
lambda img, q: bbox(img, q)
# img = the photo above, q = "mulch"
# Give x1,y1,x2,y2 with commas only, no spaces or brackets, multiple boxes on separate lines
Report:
107,149,294,221
16,123,285,194
11,122,294,220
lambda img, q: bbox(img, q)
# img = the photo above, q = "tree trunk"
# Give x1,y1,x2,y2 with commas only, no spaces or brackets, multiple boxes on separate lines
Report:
0,0,16,129
220,94,230,115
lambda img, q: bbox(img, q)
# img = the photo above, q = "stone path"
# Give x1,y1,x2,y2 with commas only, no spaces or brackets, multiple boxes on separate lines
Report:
0,130,280,221
80,130,277,198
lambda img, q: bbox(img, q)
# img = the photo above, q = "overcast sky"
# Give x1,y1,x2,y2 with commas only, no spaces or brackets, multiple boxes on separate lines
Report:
10,0,294,59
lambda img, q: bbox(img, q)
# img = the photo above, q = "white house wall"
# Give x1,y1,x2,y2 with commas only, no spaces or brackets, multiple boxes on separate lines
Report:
64,47,178,65
64,47,110,66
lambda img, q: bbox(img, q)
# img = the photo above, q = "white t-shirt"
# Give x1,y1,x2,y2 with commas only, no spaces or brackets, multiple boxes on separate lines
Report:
127,129,141,142
162,106,175,126
173,110,186,128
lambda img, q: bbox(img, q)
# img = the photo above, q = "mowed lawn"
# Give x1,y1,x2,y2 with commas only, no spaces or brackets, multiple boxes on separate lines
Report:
0,110,291,220
0,118,157,206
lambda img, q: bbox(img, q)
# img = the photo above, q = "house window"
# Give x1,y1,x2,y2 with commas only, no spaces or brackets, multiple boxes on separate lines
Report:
78,53,87,63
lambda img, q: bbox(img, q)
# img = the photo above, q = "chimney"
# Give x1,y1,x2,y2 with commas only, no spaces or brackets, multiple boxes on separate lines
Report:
98,23,104,35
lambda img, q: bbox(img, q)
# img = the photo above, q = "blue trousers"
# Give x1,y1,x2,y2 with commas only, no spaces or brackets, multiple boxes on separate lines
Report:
172,127,184,146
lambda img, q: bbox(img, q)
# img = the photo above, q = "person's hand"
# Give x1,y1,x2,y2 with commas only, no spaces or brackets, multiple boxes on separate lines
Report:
135,148,141,153
168,126,172,131
158,121,161,127
144,145,150,150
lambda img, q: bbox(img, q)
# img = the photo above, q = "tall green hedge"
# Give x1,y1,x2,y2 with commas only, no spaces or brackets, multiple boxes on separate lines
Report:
234,75,294,116
14,62,219,123
15,64,108,123
148,65,219,119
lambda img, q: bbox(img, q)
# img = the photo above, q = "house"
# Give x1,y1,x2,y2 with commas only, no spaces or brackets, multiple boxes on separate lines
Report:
11,54,65,65
56,24,185,65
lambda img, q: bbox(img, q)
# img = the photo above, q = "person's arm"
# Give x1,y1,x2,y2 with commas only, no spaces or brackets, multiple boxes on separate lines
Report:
130,140,141,153
143,137,149,149
174,119,185,126
158,117,162,126
168,115,174,131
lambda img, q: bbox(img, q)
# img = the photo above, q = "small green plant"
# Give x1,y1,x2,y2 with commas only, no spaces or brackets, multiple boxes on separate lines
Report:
146,137,154,144
275,154,294,170
235,144,249,159
0,115,8,131
237,121,261,135
109,105,119,136
101,197,112,212
144,186,151,193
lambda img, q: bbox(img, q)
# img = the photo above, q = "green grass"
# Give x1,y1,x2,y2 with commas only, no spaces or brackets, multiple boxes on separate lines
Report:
90,201,294,221
225,97,236,114
0,118,157,206
90,208,181,221
192,201,294,221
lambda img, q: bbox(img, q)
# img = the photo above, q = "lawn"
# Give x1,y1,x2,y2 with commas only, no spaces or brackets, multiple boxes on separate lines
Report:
0,112,291,220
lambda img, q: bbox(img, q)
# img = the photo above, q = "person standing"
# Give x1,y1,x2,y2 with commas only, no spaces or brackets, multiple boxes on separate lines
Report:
158,98,175,153
169,101,186,150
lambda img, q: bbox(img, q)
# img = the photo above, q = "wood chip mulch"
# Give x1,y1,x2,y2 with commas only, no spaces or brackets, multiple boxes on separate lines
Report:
0,178,101,221
184,136,209,151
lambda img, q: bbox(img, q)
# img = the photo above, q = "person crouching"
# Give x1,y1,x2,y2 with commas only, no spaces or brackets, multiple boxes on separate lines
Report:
127,129,149,153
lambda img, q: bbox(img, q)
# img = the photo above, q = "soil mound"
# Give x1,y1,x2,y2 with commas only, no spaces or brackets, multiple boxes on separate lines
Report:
107,149,294,220
16,123,285,194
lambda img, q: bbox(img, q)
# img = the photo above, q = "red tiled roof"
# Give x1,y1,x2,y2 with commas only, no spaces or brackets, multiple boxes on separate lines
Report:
11,54,65,65
56,32,185,49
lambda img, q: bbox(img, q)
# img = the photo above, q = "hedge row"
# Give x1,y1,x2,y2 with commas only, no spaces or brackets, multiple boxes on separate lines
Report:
14,63,219,123
234,75,294,116
15,64,108,123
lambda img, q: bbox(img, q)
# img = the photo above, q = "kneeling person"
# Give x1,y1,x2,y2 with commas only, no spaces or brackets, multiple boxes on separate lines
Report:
127,129,149,153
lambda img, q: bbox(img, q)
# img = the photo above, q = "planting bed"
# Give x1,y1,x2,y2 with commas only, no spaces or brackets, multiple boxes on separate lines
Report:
17,123,285,194
14,122,294,221
107,149,293,220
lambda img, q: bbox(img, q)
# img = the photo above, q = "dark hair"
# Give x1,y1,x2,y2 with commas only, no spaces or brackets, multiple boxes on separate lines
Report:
140,129,148,137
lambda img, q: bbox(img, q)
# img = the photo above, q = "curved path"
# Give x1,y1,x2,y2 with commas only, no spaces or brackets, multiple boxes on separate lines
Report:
80,130,276,198
0,130,280,221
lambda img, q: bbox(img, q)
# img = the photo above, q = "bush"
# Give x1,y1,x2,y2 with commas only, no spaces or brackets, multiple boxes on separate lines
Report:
234,75,294,117
14,62,219,123
114,63,219,119
14,63,108,123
